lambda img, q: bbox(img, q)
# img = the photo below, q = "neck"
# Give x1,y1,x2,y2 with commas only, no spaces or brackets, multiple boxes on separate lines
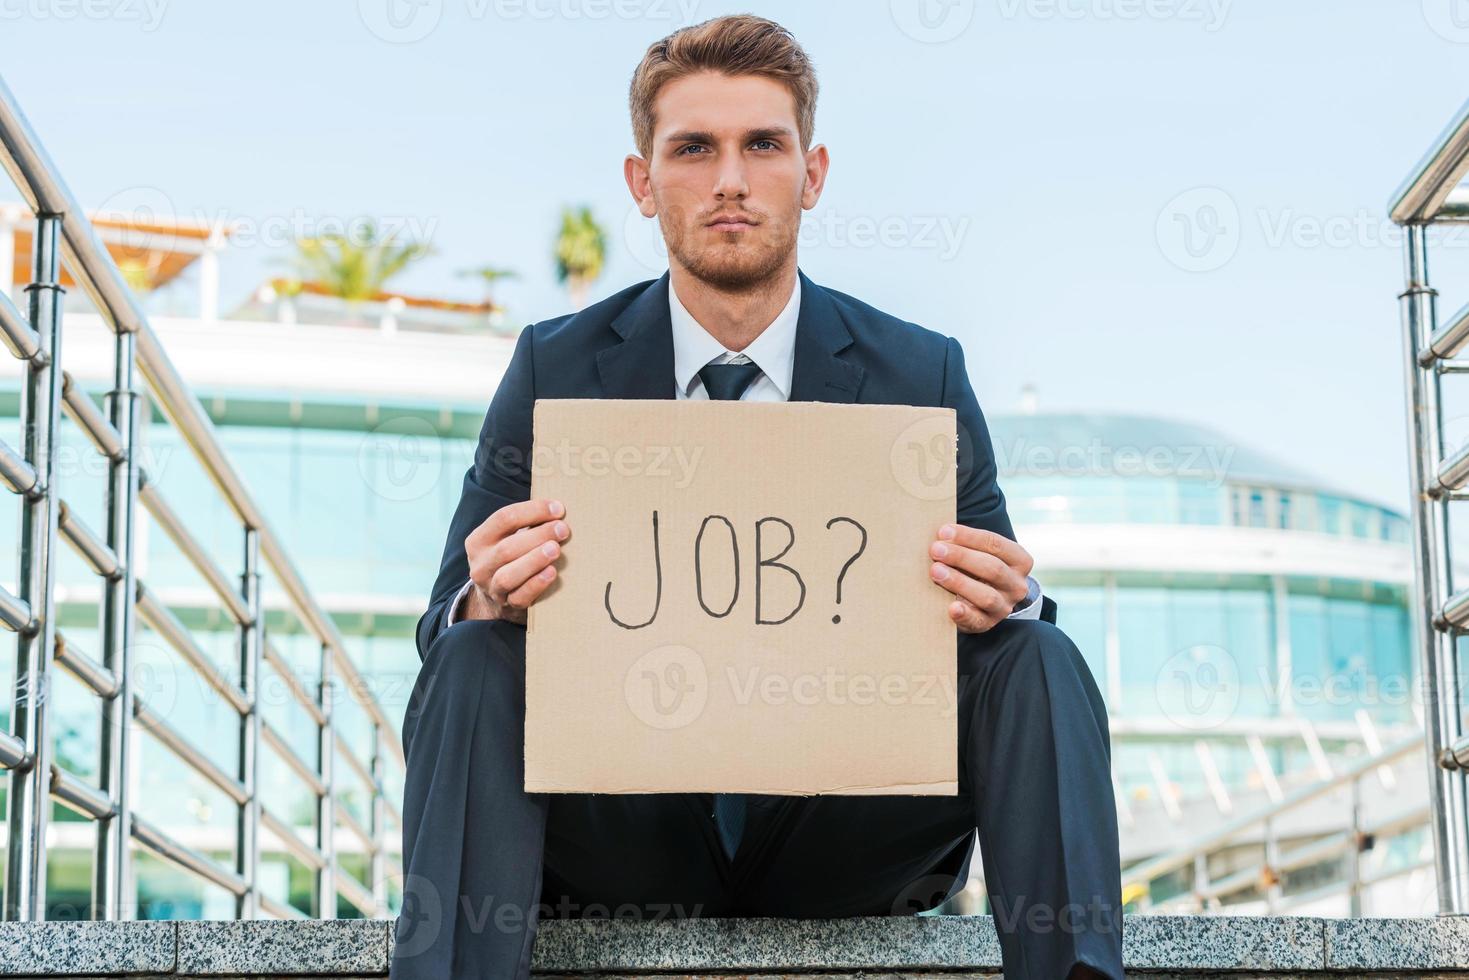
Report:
668,261,797,352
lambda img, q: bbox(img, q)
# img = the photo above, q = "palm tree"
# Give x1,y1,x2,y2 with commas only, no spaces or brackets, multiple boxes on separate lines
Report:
554,206,606,310
291,220,433,302
456,264,520,306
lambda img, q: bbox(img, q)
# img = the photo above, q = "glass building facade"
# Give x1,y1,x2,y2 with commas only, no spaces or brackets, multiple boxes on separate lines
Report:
988,412,1416,809
0,382,1418,913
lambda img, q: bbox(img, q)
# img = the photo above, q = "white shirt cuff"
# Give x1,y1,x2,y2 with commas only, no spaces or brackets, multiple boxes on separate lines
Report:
444,578,476,627
1007,574,1044,620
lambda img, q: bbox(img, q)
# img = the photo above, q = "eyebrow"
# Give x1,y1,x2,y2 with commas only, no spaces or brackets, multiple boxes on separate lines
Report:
664,126,795,145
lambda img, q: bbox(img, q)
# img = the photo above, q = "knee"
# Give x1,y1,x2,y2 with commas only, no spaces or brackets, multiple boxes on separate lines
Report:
960,619,1094,709
408,619,526,724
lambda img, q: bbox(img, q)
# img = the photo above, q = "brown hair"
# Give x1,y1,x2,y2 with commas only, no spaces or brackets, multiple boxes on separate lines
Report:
629,14,818,160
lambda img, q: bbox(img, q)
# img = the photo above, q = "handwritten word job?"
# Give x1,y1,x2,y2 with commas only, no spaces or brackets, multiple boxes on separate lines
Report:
604,511,869,629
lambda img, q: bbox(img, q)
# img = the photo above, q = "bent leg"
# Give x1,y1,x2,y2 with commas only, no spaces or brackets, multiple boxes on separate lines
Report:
390,618,546,980
390,619,729,980
963,618,1123,980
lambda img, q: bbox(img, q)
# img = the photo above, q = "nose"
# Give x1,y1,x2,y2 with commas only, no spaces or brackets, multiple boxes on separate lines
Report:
712,153,748,202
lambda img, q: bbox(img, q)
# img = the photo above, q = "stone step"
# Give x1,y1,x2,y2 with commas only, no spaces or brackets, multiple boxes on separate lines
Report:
0,915,1464,976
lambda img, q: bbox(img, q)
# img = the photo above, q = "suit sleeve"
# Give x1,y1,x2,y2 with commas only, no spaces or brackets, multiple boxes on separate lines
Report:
414,324,537,660
941,335,1014,541
940,335,1058,625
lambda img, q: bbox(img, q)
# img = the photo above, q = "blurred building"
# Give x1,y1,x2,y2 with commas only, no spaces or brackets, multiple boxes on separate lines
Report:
0,208,1425,915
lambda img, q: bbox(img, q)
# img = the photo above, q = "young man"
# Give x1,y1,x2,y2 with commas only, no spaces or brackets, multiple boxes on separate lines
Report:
393,15,1123,980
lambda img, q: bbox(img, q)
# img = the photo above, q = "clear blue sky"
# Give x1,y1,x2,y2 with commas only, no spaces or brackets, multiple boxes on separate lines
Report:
5,0,1468,512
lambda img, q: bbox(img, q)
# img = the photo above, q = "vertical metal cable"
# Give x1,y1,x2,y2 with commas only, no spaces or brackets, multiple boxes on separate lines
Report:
370,723,387,915
317,642,336,918
1400,223,1469,912
95,325,140,920
5,213,64,921
237,529,262,917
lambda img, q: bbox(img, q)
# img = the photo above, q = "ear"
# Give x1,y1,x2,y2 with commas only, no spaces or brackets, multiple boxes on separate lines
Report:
801,143,830,210
625,154,657,218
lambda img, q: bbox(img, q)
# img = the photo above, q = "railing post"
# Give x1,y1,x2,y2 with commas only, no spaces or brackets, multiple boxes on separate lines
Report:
1263,816,1281,914
1349,777,1364,916
1400,222,1469,912
1192,852,1209,913
5,213,64,921
236,529,262,918
96,325,141,920
370,723,387,916
317,642,336,918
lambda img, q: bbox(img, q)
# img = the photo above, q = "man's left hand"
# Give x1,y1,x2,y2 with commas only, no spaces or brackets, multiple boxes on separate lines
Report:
928,524,1034,634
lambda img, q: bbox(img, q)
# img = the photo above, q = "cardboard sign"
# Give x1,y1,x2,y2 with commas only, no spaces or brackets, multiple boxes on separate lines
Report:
525,399,958,795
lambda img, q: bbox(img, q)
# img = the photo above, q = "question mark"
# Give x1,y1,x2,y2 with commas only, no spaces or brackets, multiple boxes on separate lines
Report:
825,517,868,624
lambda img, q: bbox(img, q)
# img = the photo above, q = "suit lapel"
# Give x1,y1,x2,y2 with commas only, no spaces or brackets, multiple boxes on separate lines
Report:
597,270,678,399
788,268,864,404
596,267,865,404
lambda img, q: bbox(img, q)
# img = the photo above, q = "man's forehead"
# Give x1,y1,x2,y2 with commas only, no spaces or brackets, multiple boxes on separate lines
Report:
654,74,797,135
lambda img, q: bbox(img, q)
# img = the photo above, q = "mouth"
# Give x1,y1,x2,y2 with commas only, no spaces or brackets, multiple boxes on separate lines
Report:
706,215,757,232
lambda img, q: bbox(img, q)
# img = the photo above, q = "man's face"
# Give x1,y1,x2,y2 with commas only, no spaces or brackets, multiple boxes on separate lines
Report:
628,71,827,291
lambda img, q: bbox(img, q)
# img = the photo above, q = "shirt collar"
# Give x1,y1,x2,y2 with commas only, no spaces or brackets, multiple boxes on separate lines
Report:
669,275,801,399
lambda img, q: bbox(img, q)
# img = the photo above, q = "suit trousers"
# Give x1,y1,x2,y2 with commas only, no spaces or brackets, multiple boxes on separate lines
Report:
388,615,1124,980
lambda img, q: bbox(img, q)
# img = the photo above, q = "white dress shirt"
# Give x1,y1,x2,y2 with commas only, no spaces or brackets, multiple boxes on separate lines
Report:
446,276,1042,624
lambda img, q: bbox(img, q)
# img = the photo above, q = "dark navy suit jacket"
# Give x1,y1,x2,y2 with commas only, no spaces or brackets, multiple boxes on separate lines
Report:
417,267,1056,661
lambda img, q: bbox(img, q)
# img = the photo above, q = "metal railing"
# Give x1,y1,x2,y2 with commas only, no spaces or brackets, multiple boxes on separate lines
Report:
1392,95,1469,915
1122,735,1430,914
0,73,404,920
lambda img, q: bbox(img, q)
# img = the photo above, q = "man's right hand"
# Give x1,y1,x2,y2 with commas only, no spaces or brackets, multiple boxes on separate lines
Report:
460,499,570,624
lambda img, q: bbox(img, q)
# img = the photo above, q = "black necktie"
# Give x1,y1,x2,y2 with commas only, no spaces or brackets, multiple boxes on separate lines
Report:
697,360,763,402
696,358,762,860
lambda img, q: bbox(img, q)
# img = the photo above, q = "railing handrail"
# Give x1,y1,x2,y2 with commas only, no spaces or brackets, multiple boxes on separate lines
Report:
1121,733,1423,890
1388,95,1469,224
0,74,403,768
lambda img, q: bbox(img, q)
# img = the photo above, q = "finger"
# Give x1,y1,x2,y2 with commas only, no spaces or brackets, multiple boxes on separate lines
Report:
488,538,562,603
937,524,1033,574
928,541,1028,604
930,563,1011,618
472,498,566,547
504,563,557,609
948,597,997,634
489,518,569,572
